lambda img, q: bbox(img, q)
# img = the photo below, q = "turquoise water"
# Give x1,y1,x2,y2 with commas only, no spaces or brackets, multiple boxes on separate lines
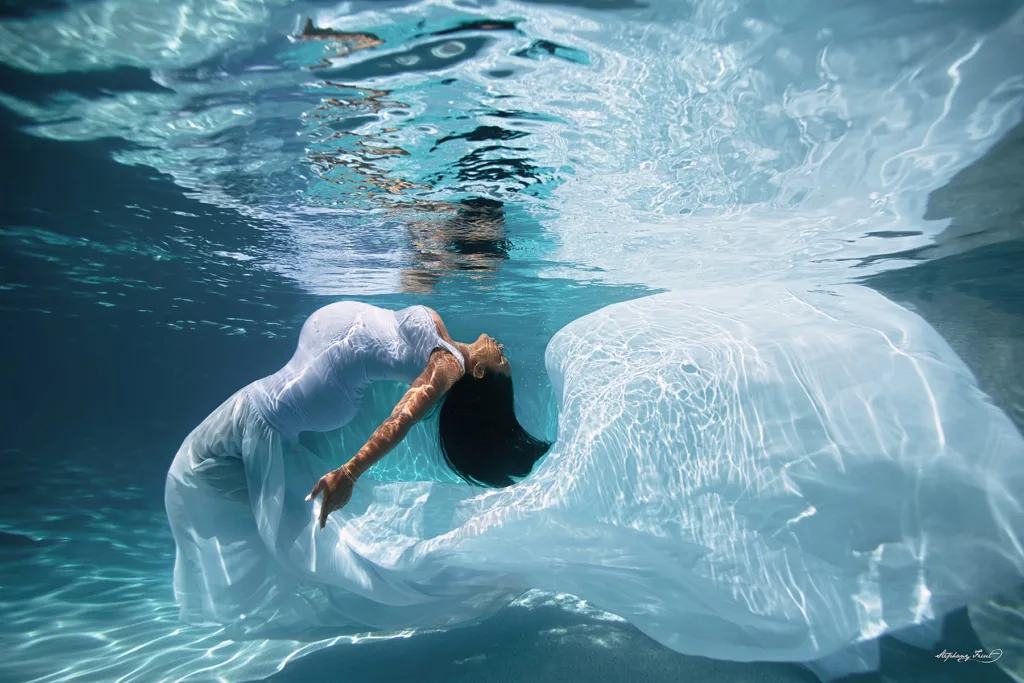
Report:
2,0,1023,681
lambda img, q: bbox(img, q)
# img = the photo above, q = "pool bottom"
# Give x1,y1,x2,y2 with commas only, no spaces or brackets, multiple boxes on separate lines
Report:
0,454,1011,683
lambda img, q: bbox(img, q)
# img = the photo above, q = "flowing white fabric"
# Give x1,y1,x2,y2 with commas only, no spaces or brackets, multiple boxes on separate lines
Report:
165,285,1024,670
164,389,524,636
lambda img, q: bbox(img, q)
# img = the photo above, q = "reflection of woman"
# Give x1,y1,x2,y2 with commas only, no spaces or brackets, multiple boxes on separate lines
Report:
401,198,510,293
293,17,383,48
165,301,548,623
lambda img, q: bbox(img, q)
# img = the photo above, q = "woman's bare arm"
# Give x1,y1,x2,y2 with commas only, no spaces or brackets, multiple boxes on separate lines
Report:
346,351,462,477
307,346,463,528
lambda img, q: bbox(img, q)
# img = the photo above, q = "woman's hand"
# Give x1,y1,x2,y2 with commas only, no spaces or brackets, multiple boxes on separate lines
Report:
306,464,358,530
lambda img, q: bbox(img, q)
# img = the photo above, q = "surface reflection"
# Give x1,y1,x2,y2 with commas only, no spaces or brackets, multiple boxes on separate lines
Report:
390,197,510,293
292,17,384,66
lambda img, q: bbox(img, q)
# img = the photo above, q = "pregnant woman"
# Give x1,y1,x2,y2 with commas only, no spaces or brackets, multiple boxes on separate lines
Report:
164,286,1024,678
165,301,549,628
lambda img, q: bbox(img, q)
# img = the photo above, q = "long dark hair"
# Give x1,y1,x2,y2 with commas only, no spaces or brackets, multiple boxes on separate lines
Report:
437,370,551,487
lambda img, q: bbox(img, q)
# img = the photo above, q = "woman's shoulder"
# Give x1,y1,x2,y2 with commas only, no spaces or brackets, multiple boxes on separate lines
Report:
394,303,438,323
419,306,450,339
395,305,454,348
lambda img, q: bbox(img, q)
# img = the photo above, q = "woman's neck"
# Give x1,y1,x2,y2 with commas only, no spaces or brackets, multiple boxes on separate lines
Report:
450,340,473,370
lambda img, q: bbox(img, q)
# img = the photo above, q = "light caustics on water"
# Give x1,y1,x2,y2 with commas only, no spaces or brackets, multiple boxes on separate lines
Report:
2,1,1024,682
4,0,1022,298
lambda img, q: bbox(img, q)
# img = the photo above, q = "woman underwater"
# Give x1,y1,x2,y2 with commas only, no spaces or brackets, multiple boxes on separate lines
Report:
165,301,550,627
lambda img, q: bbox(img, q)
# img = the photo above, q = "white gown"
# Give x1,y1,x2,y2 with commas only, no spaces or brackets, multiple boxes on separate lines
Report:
165,288,1024,678
164,302,514,636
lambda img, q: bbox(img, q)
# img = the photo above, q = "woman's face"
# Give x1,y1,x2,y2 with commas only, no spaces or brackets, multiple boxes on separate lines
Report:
471,334,511,377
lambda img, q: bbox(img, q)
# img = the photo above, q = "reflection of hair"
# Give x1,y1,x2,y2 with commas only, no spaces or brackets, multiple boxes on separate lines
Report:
458,196,504,218
437,371,551,487
449,197,510,262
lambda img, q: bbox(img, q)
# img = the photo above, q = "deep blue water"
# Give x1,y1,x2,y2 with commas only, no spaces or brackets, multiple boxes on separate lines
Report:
1,0,1023,681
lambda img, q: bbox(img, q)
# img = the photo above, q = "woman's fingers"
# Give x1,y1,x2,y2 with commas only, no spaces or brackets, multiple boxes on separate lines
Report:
308,472,354,531
318,493,332,530
308,475,337,530
306,478,323,502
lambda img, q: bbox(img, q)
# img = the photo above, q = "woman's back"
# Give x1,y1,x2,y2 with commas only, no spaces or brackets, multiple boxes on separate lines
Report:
247,302,440,437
